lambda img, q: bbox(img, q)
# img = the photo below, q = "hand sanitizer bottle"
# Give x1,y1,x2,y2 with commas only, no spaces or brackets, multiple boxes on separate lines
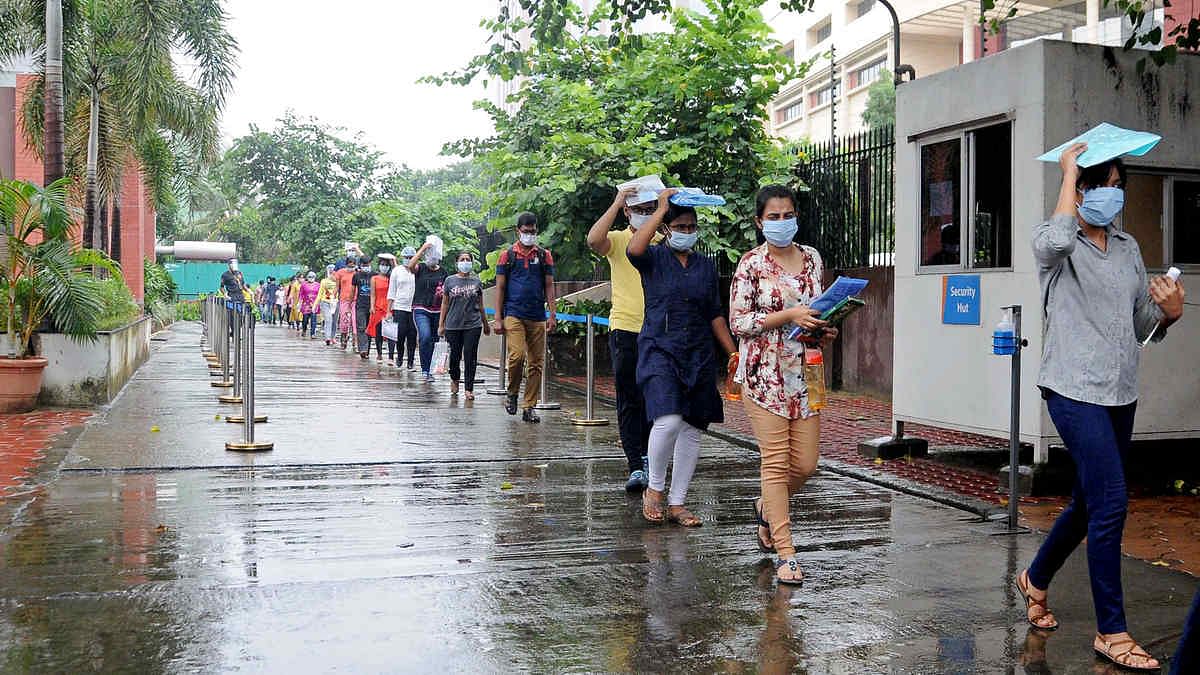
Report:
993,308,1016,356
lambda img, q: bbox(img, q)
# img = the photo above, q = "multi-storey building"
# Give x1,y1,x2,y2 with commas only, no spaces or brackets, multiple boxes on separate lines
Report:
766,0,1177,144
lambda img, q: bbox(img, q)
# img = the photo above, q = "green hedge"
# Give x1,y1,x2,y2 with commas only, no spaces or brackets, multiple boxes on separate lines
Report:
96,278,141,331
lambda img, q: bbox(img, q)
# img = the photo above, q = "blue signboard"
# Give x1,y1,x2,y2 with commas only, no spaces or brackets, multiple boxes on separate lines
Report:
942,275,981,325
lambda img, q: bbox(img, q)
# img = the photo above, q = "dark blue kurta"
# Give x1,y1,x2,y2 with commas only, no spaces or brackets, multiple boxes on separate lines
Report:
628,242,724,429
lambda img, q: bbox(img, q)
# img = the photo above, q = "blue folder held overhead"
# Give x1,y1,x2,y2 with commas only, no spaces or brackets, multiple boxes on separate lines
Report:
1037,122,1161,168
668,187,726,207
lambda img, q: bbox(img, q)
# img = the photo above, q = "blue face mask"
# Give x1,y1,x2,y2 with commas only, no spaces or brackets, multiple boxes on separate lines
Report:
762,217,798,247
456,261,473,274
1077,187,1125,226
667,229,698,252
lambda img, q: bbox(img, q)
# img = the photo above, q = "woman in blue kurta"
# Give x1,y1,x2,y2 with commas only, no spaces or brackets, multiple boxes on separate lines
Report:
628,188,737,527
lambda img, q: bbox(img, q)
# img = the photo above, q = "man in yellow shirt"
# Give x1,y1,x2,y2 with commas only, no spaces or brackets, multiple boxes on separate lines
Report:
587,185,659,492
314,265,340,345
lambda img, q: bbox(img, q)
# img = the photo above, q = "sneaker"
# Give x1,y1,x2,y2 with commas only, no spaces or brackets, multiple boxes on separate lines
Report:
522,408,541,424
407,364,416,372
625,469,648,493
505,394,518,416
424,373,435,383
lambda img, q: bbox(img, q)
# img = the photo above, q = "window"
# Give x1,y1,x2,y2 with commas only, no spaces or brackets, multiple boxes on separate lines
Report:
813,83,838,108
817,22,832,43
1172,179,1200,265
1124,173,1200,269
857,0,876,18
855,58,887,88
779,100,803,123
808,18,831,48
780,42,795,64
918,121,1013,271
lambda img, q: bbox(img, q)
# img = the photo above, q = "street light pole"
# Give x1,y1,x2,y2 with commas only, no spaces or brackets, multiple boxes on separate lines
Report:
875,0,915,84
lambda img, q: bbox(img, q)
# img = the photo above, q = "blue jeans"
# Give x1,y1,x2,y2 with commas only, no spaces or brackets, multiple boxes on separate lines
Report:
1028,389,1136,635
413,309,439,374
1172,589,1200,674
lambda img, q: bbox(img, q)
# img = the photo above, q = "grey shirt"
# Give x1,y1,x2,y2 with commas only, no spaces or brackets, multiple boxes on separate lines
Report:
1033,213,1165,406
442,274,484,331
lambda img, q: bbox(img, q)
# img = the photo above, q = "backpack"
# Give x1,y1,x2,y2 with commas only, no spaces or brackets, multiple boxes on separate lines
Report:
505,245,549,281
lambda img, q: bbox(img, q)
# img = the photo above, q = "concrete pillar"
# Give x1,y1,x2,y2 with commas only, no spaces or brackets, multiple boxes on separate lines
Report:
962,5,976,64
1086,0,1100,43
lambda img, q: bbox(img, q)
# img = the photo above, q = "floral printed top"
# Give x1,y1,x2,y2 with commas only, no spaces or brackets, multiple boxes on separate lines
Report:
729,243,824,420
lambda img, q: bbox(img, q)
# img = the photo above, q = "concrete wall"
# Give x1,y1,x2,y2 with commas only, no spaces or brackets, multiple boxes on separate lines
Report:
828,266,893,397
37,317,152,406
895,39,1200,460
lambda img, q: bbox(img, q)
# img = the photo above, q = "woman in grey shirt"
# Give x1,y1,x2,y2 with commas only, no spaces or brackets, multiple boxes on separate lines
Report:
439,252,491,400
1016,142,1185,671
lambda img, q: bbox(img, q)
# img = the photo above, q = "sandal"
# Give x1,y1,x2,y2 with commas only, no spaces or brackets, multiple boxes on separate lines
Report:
450,380,459,395
775,558,803,586
642,488,665,523
1015,569,1059,630
1093,634,1160,672
465,391,475,401
667,506,702,528
754,497,774,552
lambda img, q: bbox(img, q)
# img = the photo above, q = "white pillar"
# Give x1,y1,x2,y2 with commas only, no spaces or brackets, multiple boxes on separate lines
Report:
1086,0,1100,43
962,4,976,63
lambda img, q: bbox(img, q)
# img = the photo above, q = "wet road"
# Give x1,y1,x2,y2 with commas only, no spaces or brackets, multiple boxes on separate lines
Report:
0,322,1194,673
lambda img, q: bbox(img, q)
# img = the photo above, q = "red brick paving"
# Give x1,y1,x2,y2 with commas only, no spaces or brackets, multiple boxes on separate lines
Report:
0,410,92,498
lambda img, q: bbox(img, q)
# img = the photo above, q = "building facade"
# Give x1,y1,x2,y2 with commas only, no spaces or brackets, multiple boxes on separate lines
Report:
766,0,1175,144
1,63,157,301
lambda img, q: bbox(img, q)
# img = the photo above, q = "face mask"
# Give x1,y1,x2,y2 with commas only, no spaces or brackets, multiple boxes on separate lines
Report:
629,212,651,230
1077,187,1125,226
401,258,412,267
762,217,798,247
519,233,538,247
668,230,698,252
379,264,391,274
457,261,473,274
229,261,238,272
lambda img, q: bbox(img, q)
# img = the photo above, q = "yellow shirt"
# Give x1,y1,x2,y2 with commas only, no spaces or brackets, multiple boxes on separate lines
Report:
315,277,338,304
604,228,658,333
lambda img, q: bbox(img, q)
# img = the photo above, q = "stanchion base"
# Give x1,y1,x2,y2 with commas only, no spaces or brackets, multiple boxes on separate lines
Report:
217,395,244,404
226,415,268,423
211,380,233,388
225,441,274,452
534,402,562,410
203,352,216,359
571,418,609,427
485,389,508,396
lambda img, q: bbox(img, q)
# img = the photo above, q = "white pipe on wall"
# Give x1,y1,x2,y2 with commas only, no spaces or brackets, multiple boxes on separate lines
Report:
155,241,237,261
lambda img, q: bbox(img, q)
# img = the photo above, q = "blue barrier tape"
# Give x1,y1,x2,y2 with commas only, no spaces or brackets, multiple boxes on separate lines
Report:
482,307,609,326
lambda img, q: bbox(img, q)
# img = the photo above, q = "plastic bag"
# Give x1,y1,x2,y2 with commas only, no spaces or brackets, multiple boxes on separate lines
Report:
424,234,445,259
381,318,398,342
431,339,449,375
669,187,726,207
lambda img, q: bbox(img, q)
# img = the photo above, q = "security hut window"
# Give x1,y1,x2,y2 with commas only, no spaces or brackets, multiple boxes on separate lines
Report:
1121,172,1200,270
918,121,1012,271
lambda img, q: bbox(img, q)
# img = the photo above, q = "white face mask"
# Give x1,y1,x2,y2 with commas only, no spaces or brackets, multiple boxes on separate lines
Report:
628,212,651,230
519,232,538,247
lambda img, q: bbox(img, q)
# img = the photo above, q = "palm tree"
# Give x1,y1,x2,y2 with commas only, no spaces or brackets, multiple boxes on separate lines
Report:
43,0,65,183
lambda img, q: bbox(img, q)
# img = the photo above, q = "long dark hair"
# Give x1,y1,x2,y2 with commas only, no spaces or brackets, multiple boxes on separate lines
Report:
1076,158,1127,191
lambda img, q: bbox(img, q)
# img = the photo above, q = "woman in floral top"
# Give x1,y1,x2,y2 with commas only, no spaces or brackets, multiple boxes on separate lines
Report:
729,185,837,585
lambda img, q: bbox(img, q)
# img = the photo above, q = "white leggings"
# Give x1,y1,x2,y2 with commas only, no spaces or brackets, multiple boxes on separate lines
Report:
647,414,702,507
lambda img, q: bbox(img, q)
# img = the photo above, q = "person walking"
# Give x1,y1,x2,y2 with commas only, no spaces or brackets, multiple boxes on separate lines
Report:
406,241,449,382
261,277,278,324
439,252,491,400
587,184,659,492
273,280,287,326
299,271,321,339
352,256,376,359
367,254,397,364
627,189,736,528
334,257,359,350
730,184,837,585
287,276,303,331
389,246,419,371
316,265,339,345
1016,143,1184,672
493,213,557,423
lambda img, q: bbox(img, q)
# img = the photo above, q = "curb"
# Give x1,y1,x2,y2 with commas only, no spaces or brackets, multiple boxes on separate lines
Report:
528,367,1001,519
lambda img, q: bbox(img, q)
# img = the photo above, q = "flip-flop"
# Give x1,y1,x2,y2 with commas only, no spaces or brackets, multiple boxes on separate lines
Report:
642,489,665,523
1015,570,1058,630
1093,635,1160,672
667,507,702,528
775,558,804,586
754,498,775,552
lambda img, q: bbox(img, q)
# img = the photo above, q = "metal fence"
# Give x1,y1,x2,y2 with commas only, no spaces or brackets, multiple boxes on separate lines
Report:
794,126,895,270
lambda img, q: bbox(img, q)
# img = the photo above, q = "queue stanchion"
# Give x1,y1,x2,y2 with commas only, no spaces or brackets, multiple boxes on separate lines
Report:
571,314,608,427
487,329,508,396
218,301,244,403
227,303,272,450
992,305,1029,534
211,299,233,387
534,320,560,411
204,297,219,362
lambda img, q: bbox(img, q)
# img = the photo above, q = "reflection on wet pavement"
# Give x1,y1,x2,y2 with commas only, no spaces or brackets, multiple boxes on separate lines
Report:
0,322,1192,672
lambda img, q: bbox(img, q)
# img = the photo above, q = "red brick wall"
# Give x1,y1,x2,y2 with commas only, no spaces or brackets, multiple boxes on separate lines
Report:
12,74,42,187
1166,0,1199,49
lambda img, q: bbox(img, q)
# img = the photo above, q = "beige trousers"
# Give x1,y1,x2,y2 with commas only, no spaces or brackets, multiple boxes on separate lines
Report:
743,397,819,558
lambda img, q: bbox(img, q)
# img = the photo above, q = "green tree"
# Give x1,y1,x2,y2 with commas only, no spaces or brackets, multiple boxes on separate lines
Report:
862,78,894,130
431,0,806,279
348,164,487,259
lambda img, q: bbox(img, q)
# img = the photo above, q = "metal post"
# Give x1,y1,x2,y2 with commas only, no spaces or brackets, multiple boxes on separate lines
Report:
571,314,608,427
227,304,272,450
1006,305,1023,531
211,300,232,387
487,332,508,395
204,297,218,360
219,303,244,404
534,329,560,411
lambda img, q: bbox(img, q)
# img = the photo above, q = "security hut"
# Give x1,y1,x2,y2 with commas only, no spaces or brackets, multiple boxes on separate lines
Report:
892,39,1199,464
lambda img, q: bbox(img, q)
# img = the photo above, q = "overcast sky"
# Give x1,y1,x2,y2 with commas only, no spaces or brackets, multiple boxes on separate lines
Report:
218,1,498,170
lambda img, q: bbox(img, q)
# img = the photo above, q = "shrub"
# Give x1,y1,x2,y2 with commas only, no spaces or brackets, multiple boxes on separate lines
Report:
144,259,177,307
173,300,201,322
95,278,141,331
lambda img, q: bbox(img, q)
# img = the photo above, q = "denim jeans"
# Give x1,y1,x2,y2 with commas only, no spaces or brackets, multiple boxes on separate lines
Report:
355,302,371,354
392,310,417,368
610,329,650,473
321,300,337,340
301,312,317,337
413,309,439,374
1028,389,1136,635
1172,589,1200,674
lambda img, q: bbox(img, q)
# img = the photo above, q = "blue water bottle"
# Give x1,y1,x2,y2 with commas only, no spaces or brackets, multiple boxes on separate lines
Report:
992,308,1016,356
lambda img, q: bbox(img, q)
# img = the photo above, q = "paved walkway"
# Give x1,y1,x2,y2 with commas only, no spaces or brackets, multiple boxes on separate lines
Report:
0,321,1195,672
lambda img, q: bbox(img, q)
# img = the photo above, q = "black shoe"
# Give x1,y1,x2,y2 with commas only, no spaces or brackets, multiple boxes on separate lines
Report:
522,408,541,424
505,394,518,415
